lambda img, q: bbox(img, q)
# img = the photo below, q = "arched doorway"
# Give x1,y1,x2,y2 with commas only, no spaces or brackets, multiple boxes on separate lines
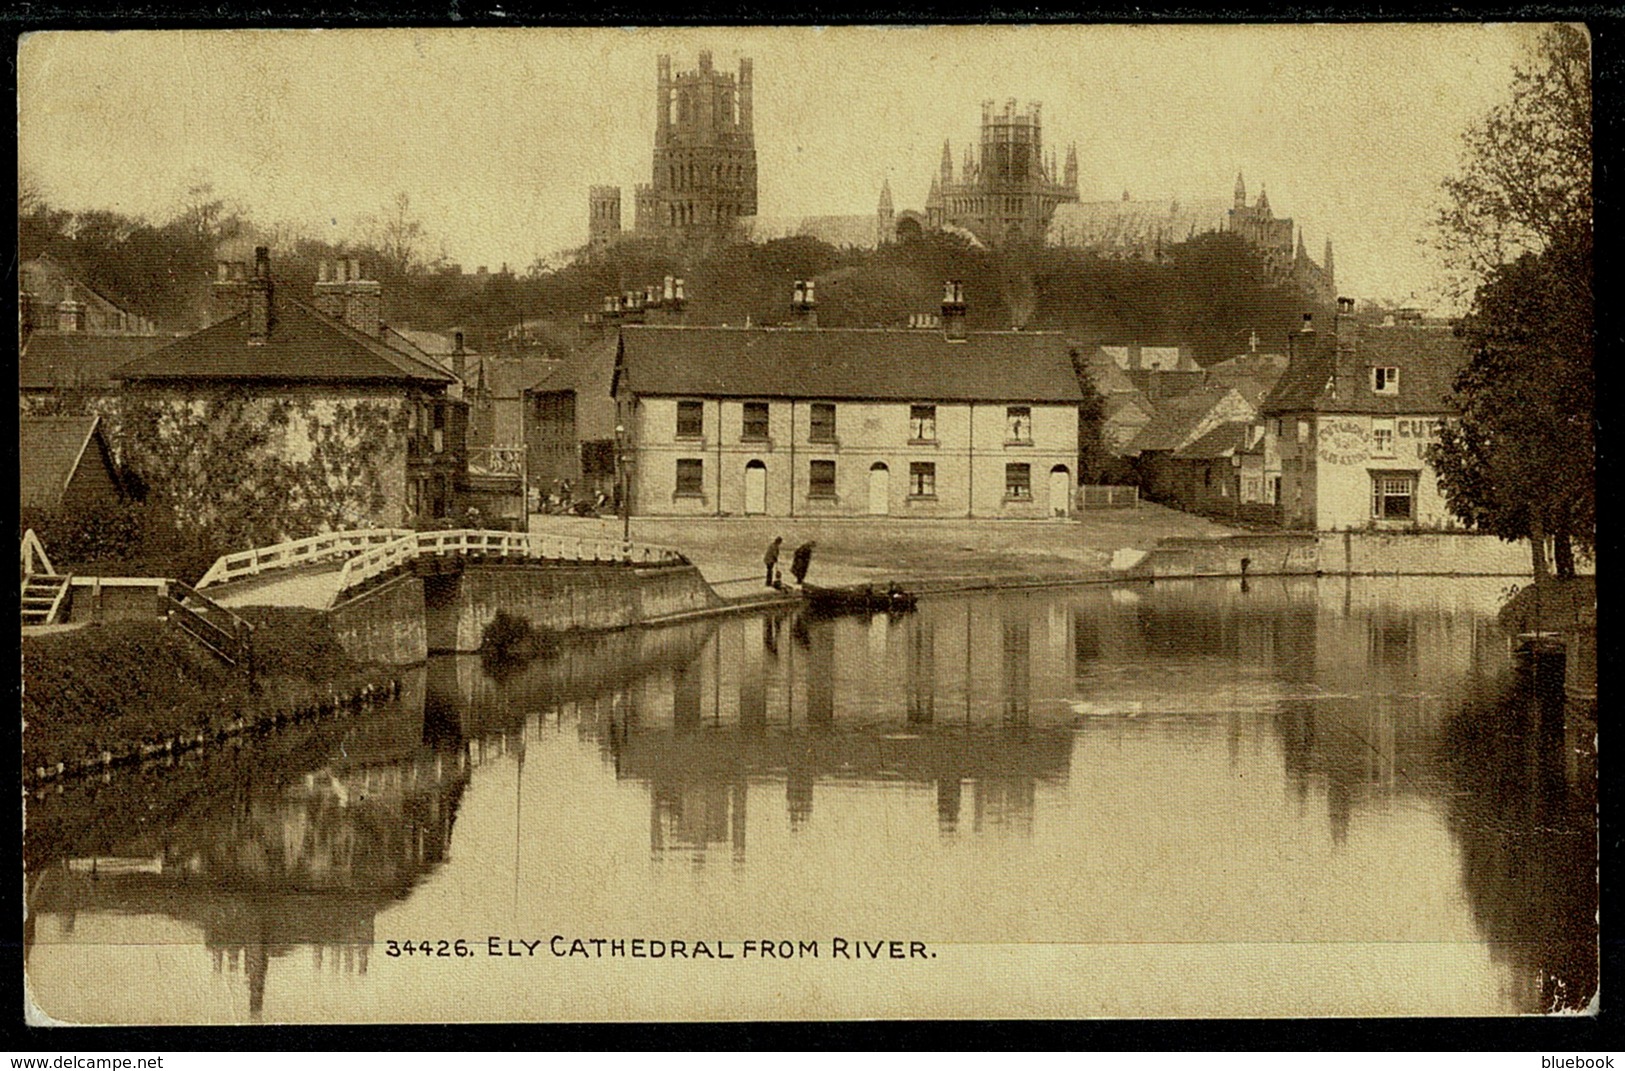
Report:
1050,465,1072,518
744,460,767,515
868,463,890,516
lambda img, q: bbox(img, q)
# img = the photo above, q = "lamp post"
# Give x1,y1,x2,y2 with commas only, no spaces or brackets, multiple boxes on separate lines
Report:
615,423,631,551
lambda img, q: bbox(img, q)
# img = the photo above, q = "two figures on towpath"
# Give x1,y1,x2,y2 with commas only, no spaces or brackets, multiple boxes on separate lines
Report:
765,537,816,588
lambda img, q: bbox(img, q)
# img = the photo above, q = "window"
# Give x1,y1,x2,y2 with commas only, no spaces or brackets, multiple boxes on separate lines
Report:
676,458,704,496
1006,406,1032,444
909,462,936,497
1005,463,1032,499
742,401,770,441
809,403,837,443
1371,418,1396,458
809,459,837,498
1371,366,1400,394
910,404,937,442
1272,418,1283,438
676,400,704,439
1371,472,1416,520
1297,419,1311,443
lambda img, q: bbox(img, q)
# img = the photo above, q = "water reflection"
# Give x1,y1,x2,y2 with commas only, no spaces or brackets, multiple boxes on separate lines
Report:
24,576,1597,1021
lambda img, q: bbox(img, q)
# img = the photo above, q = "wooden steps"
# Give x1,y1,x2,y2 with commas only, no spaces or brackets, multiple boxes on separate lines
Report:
21,573,71,627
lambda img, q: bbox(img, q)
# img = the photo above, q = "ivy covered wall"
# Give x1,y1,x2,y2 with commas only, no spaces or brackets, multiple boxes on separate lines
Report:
118,384,417,547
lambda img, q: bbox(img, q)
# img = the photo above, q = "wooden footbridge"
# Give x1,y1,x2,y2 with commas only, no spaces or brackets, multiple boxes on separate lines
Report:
195,528,688,610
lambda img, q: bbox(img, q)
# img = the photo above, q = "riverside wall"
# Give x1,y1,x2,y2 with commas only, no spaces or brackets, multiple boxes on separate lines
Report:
327,562,722,663
1129,532,1544,580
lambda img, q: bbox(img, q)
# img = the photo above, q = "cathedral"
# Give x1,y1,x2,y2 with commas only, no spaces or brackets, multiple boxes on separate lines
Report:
924,99,1081,245
588,51,758,250
1226,173,1335,303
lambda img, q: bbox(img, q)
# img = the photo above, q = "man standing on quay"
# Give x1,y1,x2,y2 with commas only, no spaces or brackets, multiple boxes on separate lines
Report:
764,536,783,587
791,540,816,587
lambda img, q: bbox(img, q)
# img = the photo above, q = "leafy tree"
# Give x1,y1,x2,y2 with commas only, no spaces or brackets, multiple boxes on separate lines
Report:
1429,25,1593,578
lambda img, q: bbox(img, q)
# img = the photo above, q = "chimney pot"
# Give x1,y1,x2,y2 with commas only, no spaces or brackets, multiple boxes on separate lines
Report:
349,258,361,281
1300,313,1314,332
674,277,686,303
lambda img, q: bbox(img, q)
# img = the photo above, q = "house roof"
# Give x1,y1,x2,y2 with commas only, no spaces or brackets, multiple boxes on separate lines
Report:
1173,420,1253,459
1103,390,1154,419
615,325,1085,403
20,333,171,391
1262,325,1466,415
1084,350,1138,394
1124,386,1247,454
113,295,456,385
19,414,114,509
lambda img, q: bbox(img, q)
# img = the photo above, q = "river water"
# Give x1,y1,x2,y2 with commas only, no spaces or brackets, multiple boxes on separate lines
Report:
24,577,1596,1023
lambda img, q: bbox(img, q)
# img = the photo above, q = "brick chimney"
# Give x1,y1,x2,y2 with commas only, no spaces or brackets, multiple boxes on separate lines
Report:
248,246,274,345
621,289,647,326
791,280,818,327
314,257,383,336
647,275,690,326
1286,311,1316,366
56,284,86,334
941,280,967,341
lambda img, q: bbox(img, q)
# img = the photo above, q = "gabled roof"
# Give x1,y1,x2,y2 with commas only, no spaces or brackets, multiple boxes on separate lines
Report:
1173,421,1253,459
616,325,1084,404
19,414,117,509
1262,325,1466,415
1084,349,1138,395
1103,390,1154,420
113,295,455,385
20,333,171,391
1125,386,1247,454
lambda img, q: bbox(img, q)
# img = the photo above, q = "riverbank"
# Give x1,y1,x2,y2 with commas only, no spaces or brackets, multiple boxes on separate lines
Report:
22,608,396,784
529,506,1239,599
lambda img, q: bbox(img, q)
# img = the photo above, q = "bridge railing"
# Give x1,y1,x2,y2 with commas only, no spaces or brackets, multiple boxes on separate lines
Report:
327,528,689,607
196,529,414,589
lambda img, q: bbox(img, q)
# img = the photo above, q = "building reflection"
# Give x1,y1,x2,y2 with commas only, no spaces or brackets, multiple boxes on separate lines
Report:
26,669,470,1020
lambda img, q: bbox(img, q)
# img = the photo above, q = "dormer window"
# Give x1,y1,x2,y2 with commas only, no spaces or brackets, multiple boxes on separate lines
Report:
1371,366,1400,394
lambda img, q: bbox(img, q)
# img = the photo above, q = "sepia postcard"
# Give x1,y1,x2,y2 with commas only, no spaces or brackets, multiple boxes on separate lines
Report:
17,23,1596,1025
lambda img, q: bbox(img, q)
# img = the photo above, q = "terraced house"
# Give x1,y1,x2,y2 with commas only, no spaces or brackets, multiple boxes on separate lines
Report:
612,284,1085,518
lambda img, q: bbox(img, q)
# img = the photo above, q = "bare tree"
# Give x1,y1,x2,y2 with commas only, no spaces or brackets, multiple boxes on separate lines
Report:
1433,24,1591,292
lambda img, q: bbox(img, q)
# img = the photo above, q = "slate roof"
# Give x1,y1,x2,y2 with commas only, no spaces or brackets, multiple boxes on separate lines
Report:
1084,349,1138,395
1124,386,1247,454
1173,421,1254,459
1262,324,1466,416
616,325,1084,404
113,296,455,385
20,333,171,391
19,414,115,509
1104,390,1154,419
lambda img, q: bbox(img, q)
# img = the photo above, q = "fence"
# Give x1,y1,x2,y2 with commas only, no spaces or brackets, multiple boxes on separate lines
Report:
1079,485,1140,510
165,579,256,686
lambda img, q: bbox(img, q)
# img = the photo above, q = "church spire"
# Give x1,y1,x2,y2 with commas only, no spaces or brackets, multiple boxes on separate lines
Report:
1065,144,1079,191
1256,186,1270,214
1323,238,1335,283
1233,171,1246,209
940,140,953,186
878,177,893,214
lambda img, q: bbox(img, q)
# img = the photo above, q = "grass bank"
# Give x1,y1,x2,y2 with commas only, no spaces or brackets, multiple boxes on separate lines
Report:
22,608,395,782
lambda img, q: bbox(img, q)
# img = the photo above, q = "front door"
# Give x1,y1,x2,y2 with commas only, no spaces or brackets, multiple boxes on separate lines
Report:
868,463,889,515
1050,465,1072,517
744,461,767,515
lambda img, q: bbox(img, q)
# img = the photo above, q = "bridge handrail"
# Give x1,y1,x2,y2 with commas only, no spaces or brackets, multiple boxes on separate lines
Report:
21,529,54,578
326,528,689,607
196,528,413,589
